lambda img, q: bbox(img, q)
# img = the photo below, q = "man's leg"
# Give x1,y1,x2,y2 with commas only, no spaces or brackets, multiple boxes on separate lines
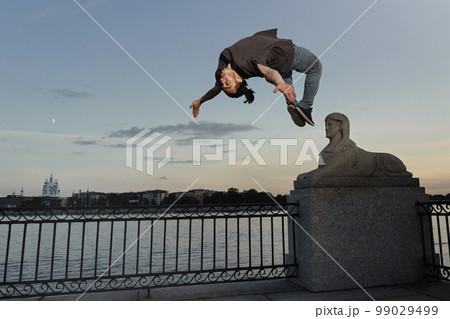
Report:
283,71,306,127
292,45,322,110
286,45,322,126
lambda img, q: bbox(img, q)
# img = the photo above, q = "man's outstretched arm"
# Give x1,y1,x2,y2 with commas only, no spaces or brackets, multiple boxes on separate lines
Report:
189,85,221,118
257,63,296,103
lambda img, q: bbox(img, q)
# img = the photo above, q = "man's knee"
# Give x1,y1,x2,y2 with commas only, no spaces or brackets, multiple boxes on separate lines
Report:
314,59,322,73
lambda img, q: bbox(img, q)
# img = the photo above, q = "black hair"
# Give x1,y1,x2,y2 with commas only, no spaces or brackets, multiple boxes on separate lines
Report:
224,80,255,104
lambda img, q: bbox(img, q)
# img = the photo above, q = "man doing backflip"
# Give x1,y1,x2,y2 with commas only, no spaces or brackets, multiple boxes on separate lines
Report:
189,29,322,127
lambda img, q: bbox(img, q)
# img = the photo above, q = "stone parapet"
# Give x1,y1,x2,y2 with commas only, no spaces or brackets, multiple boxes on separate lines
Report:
294,176,421,189
289,177,429,292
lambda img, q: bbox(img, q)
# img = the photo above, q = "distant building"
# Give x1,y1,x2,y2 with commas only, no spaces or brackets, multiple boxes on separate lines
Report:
190,189,215,204
67,189,168,207
42,174,60,197
0,188,36,208
139,189,169,205
70,190,106,207
172,191,195,199
0,194,24,208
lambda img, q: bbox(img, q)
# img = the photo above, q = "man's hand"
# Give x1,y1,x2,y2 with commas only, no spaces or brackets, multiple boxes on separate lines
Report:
273,83,296,103
189,100,201,118
257,64,297,103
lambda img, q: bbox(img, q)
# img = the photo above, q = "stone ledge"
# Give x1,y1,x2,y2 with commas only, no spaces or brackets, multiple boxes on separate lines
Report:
289,182,429,292
294,176,421,189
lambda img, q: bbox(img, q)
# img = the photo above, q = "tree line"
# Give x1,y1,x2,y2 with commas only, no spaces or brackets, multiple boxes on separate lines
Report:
164,188,287,205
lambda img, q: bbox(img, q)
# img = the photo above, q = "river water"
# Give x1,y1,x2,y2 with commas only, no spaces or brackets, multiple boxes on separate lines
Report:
0,214,293,283
0,208,448,284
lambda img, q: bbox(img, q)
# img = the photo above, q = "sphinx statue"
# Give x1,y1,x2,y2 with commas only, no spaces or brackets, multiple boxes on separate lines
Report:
298,113,412,180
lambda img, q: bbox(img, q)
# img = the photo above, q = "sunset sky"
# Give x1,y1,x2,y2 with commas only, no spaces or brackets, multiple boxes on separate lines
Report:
1,0,449,197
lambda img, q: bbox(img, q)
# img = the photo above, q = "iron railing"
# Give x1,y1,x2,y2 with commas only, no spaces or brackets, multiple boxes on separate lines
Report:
0,203,298,299
417,200,450,281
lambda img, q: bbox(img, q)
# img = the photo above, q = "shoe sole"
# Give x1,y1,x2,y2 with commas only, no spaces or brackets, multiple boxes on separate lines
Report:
296,106,315,126
287,105,305,127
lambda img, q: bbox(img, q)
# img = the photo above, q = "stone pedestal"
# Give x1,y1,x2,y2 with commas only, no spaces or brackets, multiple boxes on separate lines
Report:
288,176,429,292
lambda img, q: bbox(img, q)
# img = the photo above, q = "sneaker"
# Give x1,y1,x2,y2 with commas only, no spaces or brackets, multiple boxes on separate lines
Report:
296,106,315,126
287,104,305,127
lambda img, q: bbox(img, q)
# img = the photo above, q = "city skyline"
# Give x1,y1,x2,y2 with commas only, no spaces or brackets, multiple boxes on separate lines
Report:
4,172,290,198
1,0,450,197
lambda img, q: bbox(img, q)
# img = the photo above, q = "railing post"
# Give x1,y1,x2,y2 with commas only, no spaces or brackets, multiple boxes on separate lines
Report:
285,204,298,267
418,203,438,266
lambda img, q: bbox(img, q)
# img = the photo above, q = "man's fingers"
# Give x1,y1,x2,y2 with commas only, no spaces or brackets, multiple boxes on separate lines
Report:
193,108,199,118
287,92,296,103
274,85,296,102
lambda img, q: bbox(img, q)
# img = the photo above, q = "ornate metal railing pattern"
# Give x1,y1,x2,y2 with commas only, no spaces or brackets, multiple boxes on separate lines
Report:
417,200,450,281
0,203,298,299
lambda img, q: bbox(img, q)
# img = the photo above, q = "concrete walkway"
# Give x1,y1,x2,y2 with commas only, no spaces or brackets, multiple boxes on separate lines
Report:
40,278,450,301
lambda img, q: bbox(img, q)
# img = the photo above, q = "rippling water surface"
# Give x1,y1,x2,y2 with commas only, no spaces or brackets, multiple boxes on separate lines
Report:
0,212,292,283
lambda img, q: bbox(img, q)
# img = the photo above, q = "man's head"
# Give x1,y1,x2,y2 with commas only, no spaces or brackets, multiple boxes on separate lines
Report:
219,64,255,104
220,64,243,94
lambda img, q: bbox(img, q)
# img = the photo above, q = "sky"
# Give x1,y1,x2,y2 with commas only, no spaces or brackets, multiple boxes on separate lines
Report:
1,0,449,197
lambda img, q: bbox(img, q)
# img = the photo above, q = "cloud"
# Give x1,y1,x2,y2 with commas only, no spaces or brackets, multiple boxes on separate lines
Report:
174,137,197,146
107,143,125,148
108,122,257,138
155,122,257,136
74,139,97,145
29,0,108,21
84,0,108,9
109,126,144,138
29,5,56,21
53,89,92,99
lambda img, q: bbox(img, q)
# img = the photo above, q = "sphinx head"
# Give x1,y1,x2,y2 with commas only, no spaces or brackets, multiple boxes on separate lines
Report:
325,113,350,140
